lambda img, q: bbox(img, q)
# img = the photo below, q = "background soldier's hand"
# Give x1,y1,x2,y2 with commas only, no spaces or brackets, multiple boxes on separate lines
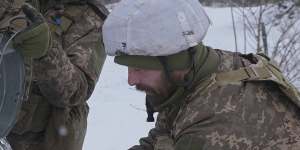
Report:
13,3,50,59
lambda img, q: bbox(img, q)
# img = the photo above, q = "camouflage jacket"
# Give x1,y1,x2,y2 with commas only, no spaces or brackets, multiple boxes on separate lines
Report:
0,0,25,29
7,2,106,150
130,46,300,150
0,0,10,21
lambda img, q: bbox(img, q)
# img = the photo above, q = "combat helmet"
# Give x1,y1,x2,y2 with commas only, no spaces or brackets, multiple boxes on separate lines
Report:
103,0,212,121
103,0,210,72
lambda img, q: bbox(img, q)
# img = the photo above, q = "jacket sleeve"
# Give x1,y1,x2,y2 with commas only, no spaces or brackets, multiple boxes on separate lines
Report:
173,133,205,150
129,128,167,150
129,111,172,150
32,6,106,108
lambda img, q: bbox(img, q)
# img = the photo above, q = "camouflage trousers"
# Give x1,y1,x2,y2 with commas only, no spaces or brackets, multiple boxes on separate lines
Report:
7,104,89,150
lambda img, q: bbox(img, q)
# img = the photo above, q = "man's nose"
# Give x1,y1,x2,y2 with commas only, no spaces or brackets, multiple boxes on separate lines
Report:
128,68,140,86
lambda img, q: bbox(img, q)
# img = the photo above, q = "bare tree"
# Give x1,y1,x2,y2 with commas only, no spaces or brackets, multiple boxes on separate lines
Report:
231,0,300,88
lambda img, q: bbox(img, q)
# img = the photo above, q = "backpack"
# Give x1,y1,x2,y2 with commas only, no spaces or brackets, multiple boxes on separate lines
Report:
216,53,300,109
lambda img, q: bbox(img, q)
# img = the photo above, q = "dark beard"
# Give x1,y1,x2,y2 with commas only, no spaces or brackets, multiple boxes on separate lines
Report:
136,83,177,110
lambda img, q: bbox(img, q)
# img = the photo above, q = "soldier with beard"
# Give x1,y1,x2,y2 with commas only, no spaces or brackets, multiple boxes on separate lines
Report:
6,0,108,150
103,0,300,149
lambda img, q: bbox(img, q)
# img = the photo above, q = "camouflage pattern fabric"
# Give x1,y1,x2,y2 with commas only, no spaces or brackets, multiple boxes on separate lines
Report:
1,1,50,59
129,47,300,150
7,3,106,150
0,0,9,18
0,0,24,29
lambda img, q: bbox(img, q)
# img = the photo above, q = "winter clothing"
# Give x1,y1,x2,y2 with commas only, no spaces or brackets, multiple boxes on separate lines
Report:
7,1,107,150
13,3,50,58
102,0,300,149
0,1,50,59
129,45,300,150
0,0,49,140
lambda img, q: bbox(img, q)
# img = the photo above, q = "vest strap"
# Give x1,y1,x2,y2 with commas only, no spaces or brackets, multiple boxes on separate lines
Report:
216,54,300,109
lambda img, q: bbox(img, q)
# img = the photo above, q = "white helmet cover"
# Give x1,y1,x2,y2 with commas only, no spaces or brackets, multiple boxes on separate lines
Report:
103,0,210,56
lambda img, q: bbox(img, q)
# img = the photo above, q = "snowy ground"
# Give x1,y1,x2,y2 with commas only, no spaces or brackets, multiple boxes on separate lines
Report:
84,7,251,150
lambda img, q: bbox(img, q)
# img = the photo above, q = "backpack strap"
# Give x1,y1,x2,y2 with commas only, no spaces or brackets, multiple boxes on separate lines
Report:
216,65,272,84
216,54,300,108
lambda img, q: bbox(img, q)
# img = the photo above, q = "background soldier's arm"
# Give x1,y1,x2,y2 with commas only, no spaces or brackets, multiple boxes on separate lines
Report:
12,3,50,59
32,6,106,108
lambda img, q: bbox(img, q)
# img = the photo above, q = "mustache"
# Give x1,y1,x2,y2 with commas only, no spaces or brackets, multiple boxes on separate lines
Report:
135,84,157,95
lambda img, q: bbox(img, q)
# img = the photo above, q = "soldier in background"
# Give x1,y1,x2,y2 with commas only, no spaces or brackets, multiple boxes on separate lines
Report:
6,0,108,150
1,0,50,149
103,0,300,149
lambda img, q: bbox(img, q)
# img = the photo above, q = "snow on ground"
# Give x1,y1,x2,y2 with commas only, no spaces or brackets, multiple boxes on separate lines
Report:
84,7,247,150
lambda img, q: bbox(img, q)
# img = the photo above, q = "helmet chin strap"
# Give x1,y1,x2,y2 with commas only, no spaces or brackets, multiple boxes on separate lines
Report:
145,48,197,122
145,95,155,122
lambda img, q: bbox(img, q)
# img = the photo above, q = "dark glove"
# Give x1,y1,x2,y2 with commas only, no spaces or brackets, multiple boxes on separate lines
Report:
13,3,50,59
